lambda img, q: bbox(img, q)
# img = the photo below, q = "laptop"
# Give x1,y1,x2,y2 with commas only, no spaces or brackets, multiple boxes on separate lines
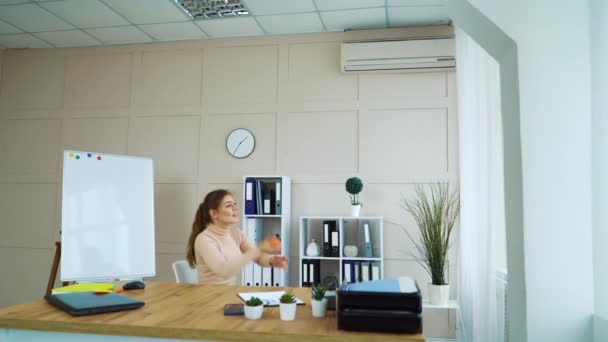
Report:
44,292,144,316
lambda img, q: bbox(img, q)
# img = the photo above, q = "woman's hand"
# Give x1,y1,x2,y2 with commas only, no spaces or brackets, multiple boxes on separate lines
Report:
258,236,281,254
269,255,289,270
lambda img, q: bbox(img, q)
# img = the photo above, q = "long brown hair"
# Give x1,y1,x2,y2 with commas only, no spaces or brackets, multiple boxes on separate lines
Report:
186,189,232,268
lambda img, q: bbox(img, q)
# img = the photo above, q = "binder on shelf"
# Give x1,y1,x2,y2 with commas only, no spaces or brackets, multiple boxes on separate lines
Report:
371,261,381,281
244,262,254,286
253,264,262,286
354,261,361,283
362,220,373,258
361,261,371,282
255,179,263,215
263,190,273,215
309,259,320,286
262,266,272,286
273,267,284,286
275,180,282,215
343,261,355,283
323,221,332,257
247,218,263,244
330,223,339,257
302,259,310,287
244,177,257,215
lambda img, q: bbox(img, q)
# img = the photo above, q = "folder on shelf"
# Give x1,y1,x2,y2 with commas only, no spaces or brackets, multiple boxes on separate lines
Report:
302,259,309,287
354,261,361,283
247,218,263,244
245,177,257,215
273,267,284,286
253,264,262,286
323,221,331,257
262,266,272,286
263,189,274,215
362,220,373,258
343,261,355,283
309,259,320,286
275,179,282,215
330,223,339,257
361,261,371,282
371,261,381,280
243,262,254,286
255,179,263,215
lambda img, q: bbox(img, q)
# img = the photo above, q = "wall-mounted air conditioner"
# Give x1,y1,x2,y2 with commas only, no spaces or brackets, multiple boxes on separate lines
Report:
340,37,455,72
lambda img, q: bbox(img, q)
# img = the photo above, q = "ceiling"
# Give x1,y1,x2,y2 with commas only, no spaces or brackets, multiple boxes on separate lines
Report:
0,0,449,49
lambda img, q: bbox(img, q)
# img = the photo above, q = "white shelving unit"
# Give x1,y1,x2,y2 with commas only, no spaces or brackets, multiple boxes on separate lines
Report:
299,216,384,288
241,175,291,287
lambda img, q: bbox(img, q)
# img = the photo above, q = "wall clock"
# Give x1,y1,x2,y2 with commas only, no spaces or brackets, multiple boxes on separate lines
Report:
226,128,255,159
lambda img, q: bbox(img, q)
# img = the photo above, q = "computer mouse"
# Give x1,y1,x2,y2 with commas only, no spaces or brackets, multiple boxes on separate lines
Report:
123,280,145,291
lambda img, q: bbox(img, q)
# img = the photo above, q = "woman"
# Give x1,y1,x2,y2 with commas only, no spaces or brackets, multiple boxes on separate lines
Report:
186,189,288,285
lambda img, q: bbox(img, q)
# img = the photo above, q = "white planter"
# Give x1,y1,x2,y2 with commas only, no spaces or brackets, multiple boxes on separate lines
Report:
279,302,297,321
428,284,450,306
311,298,327,318
244,304,263,320
350,204,362,217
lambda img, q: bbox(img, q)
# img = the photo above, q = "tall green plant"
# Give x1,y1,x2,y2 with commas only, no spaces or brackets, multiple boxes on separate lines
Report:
401,183,460,285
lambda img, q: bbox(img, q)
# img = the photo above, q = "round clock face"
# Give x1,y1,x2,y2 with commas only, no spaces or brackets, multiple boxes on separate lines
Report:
226,128,255,159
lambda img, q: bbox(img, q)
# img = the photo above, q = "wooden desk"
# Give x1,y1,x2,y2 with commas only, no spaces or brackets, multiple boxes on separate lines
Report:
0,282,424,342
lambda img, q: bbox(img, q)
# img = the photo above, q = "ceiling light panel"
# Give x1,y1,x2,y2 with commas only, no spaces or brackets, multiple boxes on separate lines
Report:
175,0,250,20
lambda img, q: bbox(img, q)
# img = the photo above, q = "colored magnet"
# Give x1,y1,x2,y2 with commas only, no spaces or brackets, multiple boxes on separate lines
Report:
69,153,74,158
87,153,92,158
76,155,80,160
97,156,102,160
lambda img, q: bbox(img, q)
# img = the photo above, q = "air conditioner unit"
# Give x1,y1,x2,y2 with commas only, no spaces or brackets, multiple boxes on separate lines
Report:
340,38,455,72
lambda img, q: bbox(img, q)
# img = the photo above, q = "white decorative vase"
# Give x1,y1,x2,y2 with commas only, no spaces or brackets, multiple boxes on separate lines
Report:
279,302,297,321
343,245,358,258
311,298,328,318
244,304,263,320
350,204,362,217
306,239,321,257
428,284,450,305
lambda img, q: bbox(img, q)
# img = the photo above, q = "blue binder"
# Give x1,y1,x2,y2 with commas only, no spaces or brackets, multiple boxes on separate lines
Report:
245,177,257,215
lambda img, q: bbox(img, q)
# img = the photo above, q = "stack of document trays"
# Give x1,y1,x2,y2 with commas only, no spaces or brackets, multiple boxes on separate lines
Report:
337,277,422,334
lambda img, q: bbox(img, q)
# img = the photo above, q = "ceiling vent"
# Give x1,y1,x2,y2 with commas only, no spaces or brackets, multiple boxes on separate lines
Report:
174,0,249,20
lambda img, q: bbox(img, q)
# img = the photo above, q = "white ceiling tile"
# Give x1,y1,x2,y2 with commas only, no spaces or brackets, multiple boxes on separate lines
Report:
388,6,449,27
0,33,52,48
321,8,386,31
244,0,315,15
86,26,152,44
0,4,74,32
257,13,322,34
389,0,447,6
0,19,22,34
39,0,129,29
139,22,206,41
315,0,384,11
101,0,189,24
196,17,263,37
35,30,100,47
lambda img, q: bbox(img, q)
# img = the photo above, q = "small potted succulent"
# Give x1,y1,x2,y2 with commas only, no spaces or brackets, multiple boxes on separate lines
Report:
244,296,263,320
345,177,364,217
279,292,297,321
311,284,327,318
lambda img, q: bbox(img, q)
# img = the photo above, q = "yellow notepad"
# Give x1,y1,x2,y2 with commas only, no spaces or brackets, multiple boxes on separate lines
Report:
51,283,114,294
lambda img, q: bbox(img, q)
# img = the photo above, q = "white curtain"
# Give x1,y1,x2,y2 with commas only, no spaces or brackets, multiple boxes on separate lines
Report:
455,26,507,342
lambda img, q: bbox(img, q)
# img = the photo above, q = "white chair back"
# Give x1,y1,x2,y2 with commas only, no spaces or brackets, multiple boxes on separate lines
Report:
172,260,198,284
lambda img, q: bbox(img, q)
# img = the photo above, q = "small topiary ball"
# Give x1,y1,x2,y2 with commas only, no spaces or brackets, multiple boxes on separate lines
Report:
345,177,363,195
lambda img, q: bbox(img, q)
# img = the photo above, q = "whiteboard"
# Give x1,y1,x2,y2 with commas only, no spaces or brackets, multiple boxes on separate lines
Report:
61,150,155,282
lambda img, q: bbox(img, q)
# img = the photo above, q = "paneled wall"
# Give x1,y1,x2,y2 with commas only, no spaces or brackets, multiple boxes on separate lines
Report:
0,27,458,327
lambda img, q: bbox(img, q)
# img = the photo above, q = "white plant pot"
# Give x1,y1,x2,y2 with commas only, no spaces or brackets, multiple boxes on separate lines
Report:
428,284,450,306
279,302,297,321
350,204,362,217
311,298,328,318
244,304,263,320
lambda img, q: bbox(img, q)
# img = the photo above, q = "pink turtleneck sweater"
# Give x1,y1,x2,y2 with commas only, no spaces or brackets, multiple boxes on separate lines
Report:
194,224,271,285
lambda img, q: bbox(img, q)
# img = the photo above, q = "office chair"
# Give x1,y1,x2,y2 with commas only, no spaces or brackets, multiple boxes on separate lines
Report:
172,260,198,284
